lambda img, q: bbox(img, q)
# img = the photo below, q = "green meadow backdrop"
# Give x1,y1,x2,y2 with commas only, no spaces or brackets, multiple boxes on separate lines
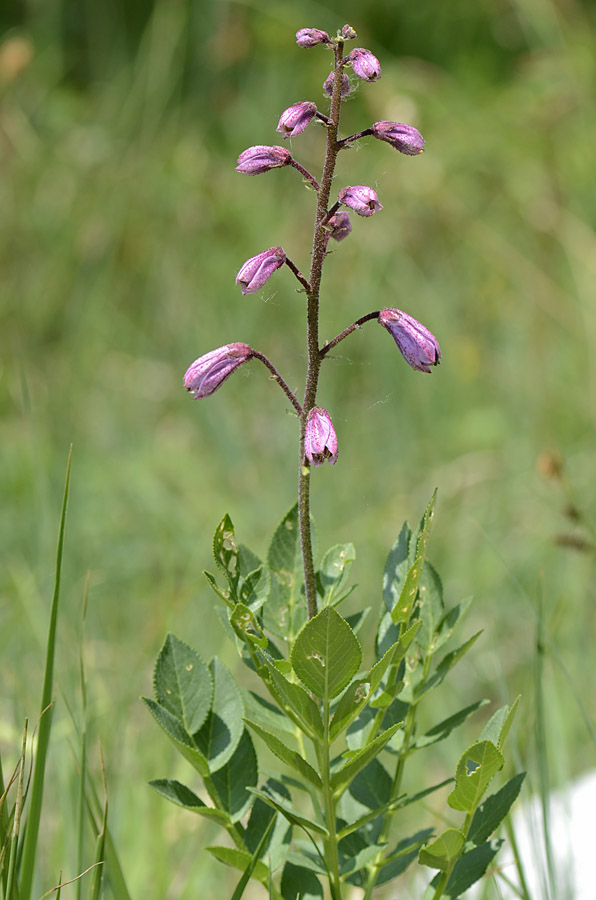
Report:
1,0,595,896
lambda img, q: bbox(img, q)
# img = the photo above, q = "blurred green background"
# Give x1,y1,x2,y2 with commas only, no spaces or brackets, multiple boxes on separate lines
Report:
1,0,595,896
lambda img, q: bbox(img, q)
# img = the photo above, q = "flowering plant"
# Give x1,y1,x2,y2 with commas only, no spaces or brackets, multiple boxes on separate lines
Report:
145,24,522,900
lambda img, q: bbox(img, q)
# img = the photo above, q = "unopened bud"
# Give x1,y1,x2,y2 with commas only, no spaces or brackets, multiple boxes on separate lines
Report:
323,71,351,100
338,185,382,217
184,343,253,399
379,308,441,373
304,408,338,467
372,121,425,156
296,28,330,48
236,247,286,295
327,211,352,242
276,101,317,139
236,145,292,175
341,25,357,40
349,47,381,82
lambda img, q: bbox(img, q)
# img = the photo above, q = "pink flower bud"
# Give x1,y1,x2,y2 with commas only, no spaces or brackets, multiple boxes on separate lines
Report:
323,71,351,100
236,145,292,175
372,121,425,156
378,309,441,373
327,211,352,242
338,185,383,217
304,408,338,467
184,343,253,399
349,47,381,82
341,25,357,40
296,28,330,48
236,247,286,295
276,101,317,139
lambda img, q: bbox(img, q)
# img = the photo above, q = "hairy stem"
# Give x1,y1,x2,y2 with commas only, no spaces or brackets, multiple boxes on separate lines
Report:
320,311,380,357
289,158,321,191
299,39,346,619
251,350,302,415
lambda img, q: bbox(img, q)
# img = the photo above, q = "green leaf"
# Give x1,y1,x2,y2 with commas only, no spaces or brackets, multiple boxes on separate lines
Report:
210,728,258,822
347,757,392,810
434,597,473,652
418,828,465,871
391,492,436,625
437,839,504,898
281,862,323,900
231,602,268,650
148,778,231,825
291,607,362,700
340,842,387,877
416,561,445,653
260,657,324,739
239,565,271,613
142,697,209,775
243,690,296,735
244,720,322,789
376,829,434,885
414,700,489,749
206,846,269,883
204,569,234,607
231,814,277,900
193,657,244,773
345,608,370,635
383,521,414,613
316,543,356,607
250,787,327,837
448,741,504,812
213,514,241,599
416,632,482,701
265,504,306,642
468,772,526,845
480,696,521,750
330,723,402,794
153,634,213,734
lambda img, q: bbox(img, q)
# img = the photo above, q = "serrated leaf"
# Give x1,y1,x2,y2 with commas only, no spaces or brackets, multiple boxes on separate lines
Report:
148,779,231,825
330,723,402,794
153,634,212,734
281,861,323,900
316,543,356,607
210,728,258,822
142,697,209,776
391,493,436,624
419,828,465,871
231,602,268,650
265,504,306,643
250,787,327,837
245,720,322,789
291,607,362,700
416,631,482,701
439,839,504,898
213,514,241,599
448,741,504,812
383,521,414,613
345,608,370,635
414,700,489,749
239,565,271,613
468,772,526,845
193,657,244,773
206,846,269,883
480,696,521,750
204,570,233,607
260,658,324,738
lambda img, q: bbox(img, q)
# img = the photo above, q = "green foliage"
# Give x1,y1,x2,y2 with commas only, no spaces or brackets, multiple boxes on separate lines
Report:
145,499,523,899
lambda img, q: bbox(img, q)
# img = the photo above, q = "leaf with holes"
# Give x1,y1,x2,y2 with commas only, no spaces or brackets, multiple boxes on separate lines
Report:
448,741,504,812
213,513,241,599
316,543,356,607
291,607,362,700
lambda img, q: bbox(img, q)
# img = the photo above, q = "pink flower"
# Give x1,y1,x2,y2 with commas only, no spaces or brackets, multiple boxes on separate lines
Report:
276,102,317,139
349,48,381,82
184,344,253,399
338,185,383,217
323,71,351,100
372,122,425,156
296,28,330,48
327,211,352,242
236,145,291,175
236,247,286,295
378,309,441,373
304,408,338,467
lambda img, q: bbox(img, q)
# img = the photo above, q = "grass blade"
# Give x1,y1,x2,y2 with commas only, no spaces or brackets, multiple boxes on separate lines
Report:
19,446,72,900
